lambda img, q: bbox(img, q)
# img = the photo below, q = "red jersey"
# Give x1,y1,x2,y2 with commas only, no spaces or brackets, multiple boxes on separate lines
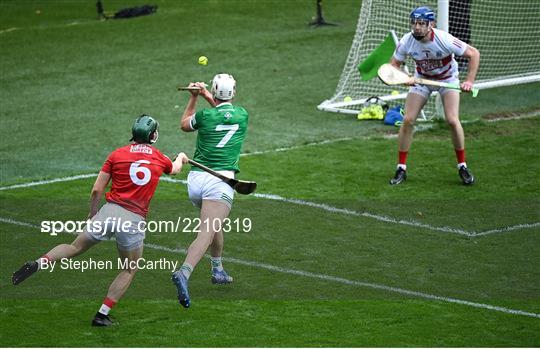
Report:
101,143,173,218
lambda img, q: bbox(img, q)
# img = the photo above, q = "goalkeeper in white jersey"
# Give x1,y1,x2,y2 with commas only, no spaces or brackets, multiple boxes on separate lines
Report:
389,6,480,186
172,73,249,308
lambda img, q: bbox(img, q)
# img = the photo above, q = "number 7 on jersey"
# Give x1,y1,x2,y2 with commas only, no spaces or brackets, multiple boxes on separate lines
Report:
215,124,239,148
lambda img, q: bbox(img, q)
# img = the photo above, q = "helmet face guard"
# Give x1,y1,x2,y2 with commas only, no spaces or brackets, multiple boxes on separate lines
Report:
410,6,435,40
130,114,159,144
150,130,158,144
211,73,236,101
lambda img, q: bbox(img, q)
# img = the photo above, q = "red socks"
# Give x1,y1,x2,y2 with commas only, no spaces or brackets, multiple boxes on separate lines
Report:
398,149,467,169
398,151,408,168
98,297,117,316
455,148,466,164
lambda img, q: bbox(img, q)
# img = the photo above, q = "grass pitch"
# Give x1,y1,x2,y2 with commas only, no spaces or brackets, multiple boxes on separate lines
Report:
1,1,539,347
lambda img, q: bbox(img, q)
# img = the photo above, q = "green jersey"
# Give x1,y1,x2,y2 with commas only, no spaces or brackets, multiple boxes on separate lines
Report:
190,102,249,172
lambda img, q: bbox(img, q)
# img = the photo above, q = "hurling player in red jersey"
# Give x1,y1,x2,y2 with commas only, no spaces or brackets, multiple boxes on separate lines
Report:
11,115,188,327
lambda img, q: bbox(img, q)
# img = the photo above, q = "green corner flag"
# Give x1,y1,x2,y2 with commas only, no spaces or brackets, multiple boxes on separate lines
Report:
358,33,396,81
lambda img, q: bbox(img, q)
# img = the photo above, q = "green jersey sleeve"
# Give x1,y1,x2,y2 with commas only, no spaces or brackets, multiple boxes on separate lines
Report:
191,111,203,130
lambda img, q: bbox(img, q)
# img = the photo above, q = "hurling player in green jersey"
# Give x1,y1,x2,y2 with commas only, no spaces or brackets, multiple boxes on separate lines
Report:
172,74,249,308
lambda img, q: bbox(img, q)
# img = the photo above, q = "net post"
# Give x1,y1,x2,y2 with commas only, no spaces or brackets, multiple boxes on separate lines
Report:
435,1,450,120
437,0,449,32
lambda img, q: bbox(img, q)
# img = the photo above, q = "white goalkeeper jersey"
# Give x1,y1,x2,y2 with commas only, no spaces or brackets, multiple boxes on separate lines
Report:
394,28,467,80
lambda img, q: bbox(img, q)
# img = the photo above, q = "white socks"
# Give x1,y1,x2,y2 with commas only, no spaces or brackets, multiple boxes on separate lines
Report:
210,257,224,271
180,263,193,279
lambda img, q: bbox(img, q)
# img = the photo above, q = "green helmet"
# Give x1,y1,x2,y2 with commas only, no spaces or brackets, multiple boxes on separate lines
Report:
130,114,159,144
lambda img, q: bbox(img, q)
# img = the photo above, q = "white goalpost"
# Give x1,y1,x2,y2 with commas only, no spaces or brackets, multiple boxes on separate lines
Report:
318,0,540,118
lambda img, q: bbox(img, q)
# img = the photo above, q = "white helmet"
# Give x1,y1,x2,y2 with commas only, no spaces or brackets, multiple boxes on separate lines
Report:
211,73,236,101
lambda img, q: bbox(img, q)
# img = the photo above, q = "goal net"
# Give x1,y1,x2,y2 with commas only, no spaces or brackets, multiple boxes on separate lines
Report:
318,0,540,118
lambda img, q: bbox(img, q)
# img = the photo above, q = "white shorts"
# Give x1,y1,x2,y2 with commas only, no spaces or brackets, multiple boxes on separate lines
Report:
409,75,460,99
85,202,145,251
187,170,235,208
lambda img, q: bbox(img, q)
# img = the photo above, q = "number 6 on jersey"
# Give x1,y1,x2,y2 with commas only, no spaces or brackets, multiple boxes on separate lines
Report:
129,160,151,186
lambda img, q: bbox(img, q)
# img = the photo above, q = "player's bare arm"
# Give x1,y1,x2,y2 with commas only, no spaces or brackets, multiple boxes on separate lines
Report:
390,57,403,69
180,82,200,132
170,152,188,175
390,57,415,86
196,82,217,107
88,171,111,219
460,45,480,92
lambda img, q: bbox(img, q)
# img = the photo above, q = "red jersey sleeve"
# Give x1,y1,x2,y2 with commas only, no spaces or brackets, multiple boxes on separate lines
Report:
101,150,116,173
158,150,174,174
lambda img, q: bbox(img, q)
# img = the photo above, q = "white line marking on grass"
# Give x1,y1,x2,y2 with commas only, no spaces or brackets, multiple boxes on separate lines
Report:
382,133,399,139
218,255,540,319
473,222,540,237
160,177,187,185
240,137,353,157
239,127,430,156
1,175,538,237
252,193,539,237
1,175,469,235
485,110,540,123
0,27,19,34
0,20,99,35
161,181,539,237
0,174,97,191
253,193,473,236
1,216,539,319
462,110,540,125
0,217,40,228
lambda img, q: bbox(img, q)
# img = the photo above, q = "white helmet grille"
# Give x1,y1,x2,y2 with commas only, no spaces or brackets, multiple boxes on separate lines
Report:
211,73,236,100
